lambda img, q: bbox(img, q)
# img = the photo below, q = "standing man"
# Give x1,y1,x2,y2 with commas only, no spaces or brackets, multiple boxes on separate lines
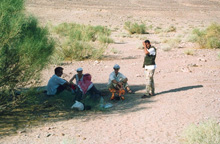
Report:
47,67,72,96
142,40,156,98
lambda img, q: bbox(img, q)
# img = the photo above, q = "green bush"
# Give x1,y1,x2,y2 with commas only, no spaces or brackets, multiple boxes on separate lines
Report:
53,23,112,60
180,119,220,144
124,21,146,34
53,23,112,42
190,23,220,49
0,0,54,99
98,35,114,43
62,41,106,60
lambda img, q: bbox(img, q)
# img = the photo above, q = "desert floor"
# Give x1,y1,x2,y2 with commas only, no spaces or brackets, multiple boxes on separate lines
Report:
1,0,220,143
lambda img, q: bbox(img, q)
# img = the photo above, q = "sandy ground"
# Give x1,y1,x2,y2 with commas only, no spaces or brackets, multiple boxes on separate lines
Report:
1,0,220,143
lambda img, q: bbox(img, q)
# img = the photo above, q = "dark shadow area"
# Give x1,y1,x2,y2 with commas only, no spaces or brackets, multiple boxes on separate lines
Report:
156,85,203,96
0,83,151,137
94,83,146,93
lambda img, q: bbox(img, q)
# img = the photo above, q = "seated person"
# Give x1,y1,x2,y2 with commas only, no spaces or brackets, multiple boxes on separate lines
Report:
69,67,102,102
108,64,133,93
47,67,72,96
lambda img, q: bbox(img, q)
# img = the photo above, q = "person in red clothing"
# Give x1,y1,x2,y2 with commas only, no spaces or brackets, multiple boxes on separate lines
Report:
69,67,102,102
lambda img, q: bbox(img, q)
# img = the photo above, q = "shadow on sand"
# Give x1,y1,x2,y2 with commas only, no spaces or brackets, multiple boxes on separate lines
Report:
156,85,203,96
0,83,150,137
0,84,203,137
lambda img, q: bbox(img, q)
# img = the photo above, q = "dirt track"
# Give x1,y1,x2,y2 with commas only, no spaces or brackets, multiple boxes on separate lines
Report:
1,0,220,143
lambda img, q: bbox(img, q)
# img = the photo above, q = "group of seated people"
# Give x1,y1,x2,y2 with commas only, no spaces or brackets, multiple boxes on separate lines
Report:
46,64,133,110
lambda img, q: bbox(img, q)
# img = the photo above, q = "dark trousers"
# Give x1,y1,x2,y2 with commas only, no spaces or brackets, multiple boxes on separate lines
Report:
74,85,101,102
57,85,66,94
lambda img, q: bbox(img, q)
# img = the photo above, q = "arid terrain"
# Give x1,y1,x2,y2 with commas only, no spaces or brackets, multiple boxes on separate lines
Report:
1,0,220,143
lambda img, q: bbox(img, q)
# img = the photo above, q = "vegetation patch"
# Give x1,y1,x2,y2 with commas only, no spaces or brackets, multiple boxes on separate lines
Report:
110,47,120,54
53,23,113,61
154,26,163,34
162,38,181,48
0,0,54,104
184,49,194,56
180,119,220,144
124,21,147,34
189,23,220,49
165,25,177,32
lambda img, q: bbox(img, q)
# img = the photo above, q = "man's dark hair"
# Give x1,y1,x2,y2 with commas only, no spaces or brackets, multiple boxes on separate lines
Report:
55,67,63,74
144,40,150,44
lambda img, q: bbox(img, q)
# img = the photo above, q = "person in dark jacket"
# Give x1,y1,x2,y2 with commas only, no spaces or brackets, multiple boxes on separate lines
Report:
142,40,156,98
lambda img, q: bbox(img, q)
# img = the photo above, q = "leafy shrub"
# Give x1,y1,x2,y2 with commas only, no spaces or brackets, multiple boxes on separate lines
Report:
180,119,220,144
0,0,54,99
62,41,106,60
189,23,220,49
53,23,112,60
124,21,146,34
110,48,120,54
98,35,114,43
53,23,112,42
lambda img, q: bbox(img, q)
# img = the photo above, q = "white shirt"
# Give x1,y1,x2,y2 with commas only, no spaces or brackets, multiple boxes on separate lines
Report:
145,47,157,70
47,74,66,95
108,72,127,85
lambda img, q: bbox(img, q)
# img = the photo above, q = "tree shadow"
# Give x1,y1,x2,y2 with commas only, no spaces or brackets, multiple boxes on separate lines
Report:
0,84,204,137
0,83,151,137
156,85,203,96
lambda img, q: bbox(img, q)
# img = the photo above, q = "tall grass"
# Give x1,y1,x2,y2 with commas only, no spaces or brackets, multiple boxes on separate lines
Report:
53,23,113,60
0,0,54,103
189,23,220,49
180,119,220,144
124,21,146,34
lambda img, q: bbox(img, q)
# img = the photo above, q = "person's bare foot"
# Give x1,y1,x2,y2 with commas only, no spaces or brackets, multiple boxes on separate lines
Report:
126,87,134,94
